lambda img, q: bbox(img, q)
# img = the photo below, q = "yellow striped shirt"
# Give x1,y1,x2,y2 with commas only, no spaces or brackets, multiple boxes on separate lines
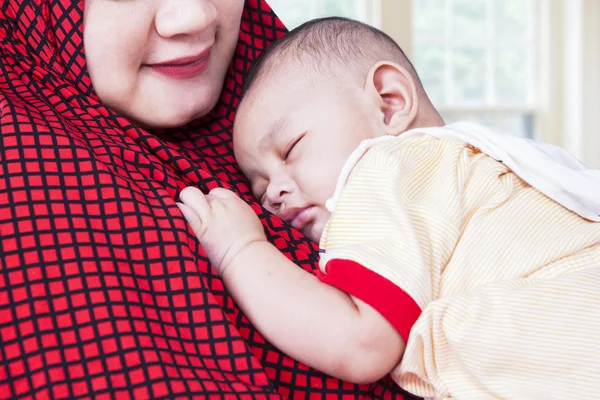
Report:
318,135,600,399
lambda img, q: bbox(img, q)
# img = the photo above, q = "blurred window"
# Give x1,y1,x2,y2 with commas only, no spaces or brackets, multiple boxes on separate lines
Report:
413,0,539,137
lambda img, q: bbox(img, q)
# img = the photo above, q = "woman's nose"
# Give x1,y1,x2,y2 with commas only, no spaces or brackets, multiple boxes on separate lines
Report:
155,0,217,38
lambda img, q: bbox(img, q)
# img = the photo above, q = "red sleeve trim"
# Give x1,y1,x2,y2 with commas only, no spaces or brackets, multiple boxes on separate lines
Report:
316,259,421,343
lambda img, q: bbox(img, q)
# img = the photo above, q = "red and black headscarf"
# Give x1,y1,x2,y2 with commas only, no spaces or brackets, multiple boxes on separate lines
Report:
0,1,413,398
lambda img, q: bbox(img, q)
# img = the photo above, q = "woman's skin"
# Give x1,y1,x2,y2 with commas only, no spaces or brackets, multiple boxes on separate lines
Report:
83,0,244,128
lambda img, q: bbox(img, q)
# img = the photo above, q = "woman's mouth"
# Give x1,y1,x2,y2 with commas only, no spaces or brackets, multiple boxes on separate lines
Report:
147,47,212,80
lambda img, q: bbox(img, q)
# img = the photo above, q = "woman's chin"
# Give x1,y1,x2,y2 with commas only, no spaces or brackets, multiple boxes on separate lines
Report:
127,104,211,130
111,85,221,129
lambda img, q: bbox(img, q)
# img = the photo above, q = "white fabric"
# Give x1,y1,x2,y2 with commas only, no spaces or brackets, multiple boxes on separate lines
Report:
326,122,600,222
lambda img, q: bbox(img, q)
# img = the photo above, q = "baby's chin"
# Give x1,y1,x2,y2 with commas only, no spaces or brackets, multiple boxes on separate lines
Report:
304,217,327,244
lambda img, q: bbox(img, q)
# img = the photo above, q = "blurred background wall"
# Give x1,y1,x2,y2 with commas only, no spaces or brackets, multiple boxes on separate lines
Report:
268,0,599,168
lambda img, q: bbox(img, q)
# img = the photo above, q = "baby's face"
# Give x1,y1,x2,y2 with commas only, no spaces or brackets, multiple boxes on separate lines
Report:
234,75,384,242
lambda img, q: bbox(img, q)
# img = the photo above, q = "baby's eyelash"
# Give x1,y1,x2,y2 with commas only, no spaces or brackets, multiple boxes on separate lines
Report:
284,134,304,160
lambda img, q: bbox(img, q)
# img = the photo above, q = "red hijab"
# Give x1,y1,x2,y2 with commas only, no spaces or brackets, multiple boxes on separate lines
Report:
0,0,411,398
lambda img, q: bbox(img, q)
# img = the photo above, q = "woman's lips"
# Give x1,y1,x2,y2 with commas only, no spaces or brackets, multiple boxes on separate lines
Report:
147,47,212,79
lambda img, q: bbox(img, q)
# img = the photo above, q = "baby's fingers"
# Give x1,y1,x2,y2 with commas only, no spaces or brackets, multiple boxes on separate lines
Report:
177,203,204,239
180,186,212,222
207,187,237,200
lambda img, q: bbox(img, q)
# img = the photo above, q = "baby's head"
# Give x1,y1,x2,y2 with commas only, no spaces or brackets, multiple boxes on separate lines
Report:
234,17,443,242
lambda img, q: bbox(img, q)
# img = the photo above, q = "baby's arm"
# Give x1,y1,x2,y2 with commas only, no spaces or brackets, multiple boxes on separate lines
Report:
178,187,405,384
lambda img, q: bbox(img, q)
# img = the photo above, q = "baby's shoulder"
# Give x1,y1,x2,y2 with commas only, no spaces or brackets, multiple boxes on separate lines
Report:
364,134,466,169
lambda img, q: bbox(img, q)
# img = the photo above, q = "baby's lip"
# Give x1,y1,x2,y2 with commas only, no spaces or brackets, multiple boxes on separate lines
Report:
277,206,307,224
279,206,321,239
291,207,315,231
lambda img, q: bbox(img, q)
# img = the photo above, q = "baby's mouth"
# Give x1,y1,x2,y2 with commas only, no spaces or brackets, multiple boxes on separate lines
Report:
291,207,315,231
278,206,323,241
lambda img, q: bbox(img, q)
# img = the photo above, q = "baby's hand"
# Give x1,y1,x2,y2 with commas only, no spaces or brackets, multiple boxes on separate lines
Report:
178,187,266,275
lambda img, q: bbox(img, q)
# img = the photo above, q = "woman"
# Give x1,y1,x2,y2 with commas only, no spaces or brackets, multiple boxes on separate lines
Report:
0,0,412,398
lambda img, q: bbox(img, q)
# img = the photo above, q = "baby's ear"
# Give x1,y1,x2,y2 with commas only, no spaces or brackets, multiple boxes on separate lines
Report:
365,61,418,136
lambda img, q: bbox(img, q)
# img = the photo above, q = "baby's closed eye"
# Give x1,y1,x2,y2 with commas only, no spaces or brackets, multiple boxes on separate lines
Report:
282,132,305,161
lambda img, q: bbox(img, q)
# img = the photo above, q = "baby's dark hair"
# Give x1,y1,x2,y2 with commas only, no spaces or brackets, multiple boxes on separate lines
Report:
241,17,423,102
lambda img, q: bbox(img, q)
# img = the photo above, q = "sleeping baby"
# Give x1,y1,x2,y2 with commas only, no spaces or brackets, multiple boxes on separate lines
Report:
178,17,600,399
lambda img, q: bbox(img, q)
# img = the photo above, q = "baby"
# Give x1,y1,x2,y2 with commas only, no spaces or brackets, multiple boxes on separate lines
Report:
178,18,600,399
